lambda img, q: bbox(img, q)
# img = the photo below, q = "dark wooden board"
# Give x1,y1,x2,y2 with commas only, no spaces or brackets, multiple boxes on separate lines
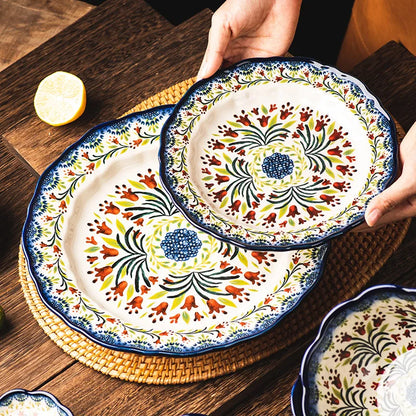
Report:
0,7,211,175
0,137,75,391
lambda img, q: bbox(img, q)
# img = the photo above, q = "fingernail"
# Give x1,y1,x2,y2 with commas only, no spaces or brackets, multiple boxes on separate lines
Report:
366,208,381,227
197,62,207,81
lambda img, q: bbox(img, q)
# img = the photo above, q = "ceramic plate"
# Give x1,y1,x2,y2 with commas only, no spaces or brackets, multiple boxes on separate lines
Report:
294,285,416,416
22,106,329,356
0,389,72,416
160,57,397,251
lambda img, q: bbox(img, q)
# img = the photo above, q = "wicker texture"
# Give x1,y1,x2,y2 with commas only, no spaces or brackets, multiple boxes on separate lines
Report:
19,78,410,384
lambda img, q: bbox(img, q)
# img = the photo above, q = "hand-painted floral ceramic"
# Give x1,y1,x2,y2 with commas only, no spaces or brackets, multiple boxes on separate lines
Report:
293,285,416,416
22,106,329,355
160,57,397,251
0,389,72,416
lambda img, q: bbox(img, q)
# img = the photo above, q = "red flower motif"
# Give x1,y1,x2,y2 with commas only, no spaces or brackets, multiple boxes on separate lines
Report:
209,189,226,203
111,281,127,296
329,128,345,141
251,251,267,264
169,313,180,323
299,107,312,121
86,236,97,245
327,146,342,156
264,212,277,223
320,194,335,205
223,128,238,138
215,174,230,184
257,115,270,127
212,140,225,150
100,245,119,259
104,201,121,214
315,116,329,132
333,181,347,191
152,302,168,315
355,325,366,335
229,200,241,212
336,165,350,175
332,374,342,389
225,285,244,299
287,205,300,217
339,349,351,360
280,107,293,120
181,295,198,311
207,156,221,166
244,210,256,221
127,296,143,310
96,221,112,235
307,206,322,218
120,188,139,201
140,173,157,189
236,114,251,126
207,299,225,314
244,271,261,284
341,333,352,342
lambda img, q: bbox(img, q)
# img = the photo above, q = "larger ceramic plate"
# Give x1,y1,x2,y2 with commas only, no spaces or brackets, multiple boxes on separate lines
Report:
22,106,329,356
160,57,397,251
293,285,416,416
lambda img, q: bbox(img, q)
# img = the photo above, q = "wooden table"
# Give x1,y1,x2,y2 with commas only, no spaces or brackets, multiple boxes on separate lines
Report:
0,1,415,414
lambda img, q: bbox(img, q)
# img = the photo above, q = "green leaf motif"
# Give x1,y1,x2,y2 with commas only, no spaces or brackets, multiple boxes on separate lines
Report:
116,219,126,235
149,290,168,300
102,237,120,248
182,311,190,324
218,297,237,308
84,246,100,253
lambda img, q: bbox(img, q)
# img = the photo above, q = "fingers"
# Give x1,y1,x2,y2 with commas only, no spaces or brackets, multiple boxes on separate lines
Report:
197,14,232,80
365,176,416,227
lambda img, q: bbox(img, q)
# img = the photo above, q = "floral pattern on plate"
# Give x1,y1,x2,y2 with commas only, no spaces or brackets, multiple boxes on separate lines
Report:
22,106,329,355
295,285,416,416
0,389,72,416
160,57,397,251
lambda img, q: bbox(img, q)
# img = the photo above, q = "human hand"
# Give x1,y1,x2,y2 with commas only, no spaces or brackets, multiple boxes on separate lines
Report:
197,0,302,80
361,121,416,229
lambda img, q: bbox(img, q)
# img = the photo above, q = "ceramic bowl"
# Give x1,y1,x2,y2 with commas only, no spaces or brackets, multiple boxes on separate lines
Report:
293,284,416,416
0,389,72,416
22,105,329,356
159,57,397,251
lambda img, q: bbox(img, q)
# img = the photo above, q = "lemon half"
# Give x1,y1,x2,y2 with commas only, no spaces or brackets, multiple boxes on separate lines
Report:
34,71,86,126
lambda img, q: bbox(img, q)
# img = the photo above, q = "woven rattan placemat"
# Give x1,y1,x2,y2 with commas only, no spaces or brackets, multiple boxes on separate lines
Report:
19,77,410,384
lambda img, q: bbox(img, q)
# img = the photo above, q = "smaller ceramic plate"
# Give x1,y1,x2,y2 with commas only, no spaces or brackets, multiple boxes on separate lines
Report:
293,285,416,416
160,57,397,251
0,389,72,416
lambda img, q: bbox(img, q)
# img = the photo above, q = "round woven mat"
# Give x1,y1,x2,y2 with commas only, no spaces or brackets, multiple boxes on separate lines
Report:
19,77,410,384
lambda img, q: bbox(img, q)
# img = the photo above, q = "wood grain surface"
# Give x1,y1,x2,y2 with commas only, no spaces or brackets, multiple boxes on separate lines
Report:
0,0,92,71
0,2,415,414
0,137,76,392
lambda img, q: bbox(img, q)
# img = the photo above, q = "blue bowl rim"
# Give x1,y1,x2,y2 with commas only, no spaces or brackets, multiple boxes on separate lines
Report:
293,284,416,415
0,388,73,415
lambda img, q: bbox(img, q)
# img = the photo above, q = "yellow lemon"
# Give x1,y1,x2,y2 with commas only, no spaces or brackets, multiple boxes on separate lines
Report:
34,71,86,126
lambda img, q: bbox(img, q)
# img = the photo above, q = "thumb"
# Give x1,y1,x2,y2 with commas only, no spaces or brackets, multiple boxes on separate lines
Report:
365,176,412,226
197,16,232,80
